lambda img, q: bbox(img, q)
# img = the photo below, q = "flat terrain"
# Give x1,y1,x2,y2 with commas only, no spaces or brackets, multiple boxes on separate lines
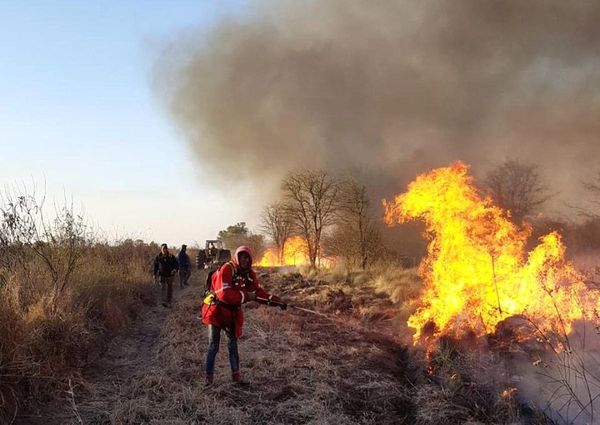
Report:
17,271,414,424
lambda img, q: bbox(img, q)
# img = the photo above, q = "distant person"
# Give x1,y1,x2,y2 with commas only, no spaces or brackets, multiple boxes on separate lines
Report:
201,246,287,386
153,243,179,308
208,241,217,259
177,244,192,288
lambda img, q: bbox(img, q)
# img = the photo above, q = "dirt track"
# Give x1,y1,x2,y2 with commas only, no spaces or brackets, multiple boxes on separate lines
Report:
17,272,414,424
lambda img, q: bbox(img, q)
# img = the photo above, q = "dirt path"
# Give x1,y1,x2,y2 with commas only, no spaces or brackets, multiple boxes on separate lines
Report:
65,286,186,424
18,273,415,424
15,279,195,425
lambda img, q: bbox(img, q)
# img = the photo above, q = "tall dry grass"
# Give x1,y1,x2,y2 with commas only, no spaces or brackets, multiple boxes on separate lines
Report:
292,263,559,424
82,270,416,425
273,262,422,332
0,239,159,422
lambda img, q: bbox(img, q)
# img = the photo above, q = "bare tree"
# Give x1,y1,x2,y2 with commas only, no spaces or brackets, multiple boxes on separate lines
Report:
261,203,292,264
580,170,600,218
332,177,380,270
484,159,551,222
282,170,340,269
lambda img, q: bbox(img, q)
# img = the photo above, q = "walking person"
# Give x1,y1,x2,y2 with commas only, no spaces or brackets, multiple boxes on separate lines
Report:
201,246,287,386
177,244,192,288
153,243,179,308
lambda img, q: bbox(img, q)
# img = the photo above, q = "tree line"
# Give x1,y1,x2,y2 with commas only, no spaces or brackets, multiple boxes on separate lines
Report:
217,159,600,270
216,170,380,270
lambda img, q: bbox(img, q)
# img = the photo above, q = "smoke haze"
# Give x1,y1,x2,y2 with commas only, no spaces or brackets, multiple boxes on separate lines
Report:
156,0,600,214
514,321,600,424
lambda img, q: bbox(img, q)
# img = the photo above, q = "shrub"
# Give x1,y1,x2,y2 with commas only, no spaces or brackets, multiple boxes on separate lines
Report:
0,239,158,422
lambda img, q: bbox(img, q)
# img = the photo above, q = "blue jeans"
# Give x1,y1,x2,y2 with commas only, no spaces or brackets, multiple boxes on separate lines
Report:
205,325,240,375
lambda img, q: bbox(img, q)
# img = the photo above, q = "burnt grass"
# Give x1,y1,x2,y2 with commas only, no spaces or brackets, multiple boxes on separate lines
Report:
15,269,553,424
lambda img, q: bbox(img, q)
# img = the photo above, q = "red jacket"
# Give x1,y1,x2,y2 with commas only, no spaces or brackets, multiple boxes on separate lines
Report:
201,246,281,337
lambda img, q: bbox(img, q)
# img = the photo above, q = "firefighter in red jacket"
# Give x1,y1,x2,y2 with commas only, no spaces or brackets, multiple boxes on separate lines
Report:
201,245,286,385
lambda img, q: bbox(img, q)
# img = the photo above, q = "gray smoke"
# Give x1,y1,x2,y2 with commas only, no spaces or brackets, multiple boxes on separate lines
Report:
514,321,600,425
155,0,600,213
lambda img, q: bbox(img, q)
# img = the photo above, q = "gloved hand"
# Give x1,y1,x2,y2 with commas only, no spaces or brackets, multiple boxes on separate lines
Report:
279,302,288,310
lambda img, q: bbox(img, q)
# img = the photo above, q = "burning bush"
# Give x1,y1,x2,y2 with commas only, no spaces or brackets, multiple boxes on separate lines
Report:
383,162,600,423
384,162,599,348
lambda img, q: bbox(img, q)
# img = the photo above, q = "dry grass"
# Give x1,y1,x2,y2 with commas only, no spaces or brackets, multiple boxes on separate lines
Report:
278,266,555,424
7,261,559,424
41,271,415,424
264,265,421,335
0,241,158,423
371,266,422,304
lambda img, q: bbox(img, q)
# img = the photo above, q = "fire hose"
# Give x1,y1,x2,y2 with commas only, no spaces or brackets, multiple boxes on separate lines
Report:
255,296,330,318
201,293,329,318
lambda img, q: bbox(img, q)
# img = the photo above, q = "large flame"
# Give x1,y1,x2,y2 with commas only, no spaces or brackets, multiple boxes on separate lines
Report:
384,162,598,345
257,236,336,267
257,236,310,267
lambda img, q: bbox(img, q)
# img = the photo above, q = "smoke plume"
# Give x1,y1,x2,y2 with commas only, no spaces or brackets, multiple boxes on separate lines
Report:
156,0,600,212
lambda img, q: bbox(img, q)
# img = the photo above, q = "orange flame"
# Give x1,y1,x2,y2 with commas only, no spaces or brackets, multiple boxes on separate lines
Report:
257,236,336,268
384,162,598,345
257,236,309,267
501,387,518,399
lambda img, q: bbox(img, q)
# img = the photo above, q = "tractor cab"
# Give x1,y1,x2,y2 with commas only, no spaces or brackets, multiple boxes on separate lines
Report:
196,240,231,270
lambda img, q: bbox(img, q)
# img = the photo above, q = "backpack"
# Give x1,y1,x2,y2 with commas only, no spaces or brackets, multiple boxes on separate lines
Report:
204,269,216,297
203,262,243,308
203,261,239,297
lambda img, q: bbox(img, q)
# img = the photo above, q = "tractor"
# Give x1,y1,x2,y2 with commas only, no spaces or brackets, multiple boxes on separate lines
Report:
196,240,231,271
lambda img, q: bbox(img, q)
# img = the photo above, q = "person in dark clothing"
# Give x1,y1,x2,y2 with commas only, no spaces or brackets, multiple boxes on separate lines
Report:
206,242,216,260
177,244,192,288
153,243,179,307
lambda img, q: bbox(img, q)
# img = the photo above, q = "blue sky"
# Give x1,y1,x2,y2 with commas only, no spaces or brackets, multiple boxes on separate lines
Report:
0,0,257,245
